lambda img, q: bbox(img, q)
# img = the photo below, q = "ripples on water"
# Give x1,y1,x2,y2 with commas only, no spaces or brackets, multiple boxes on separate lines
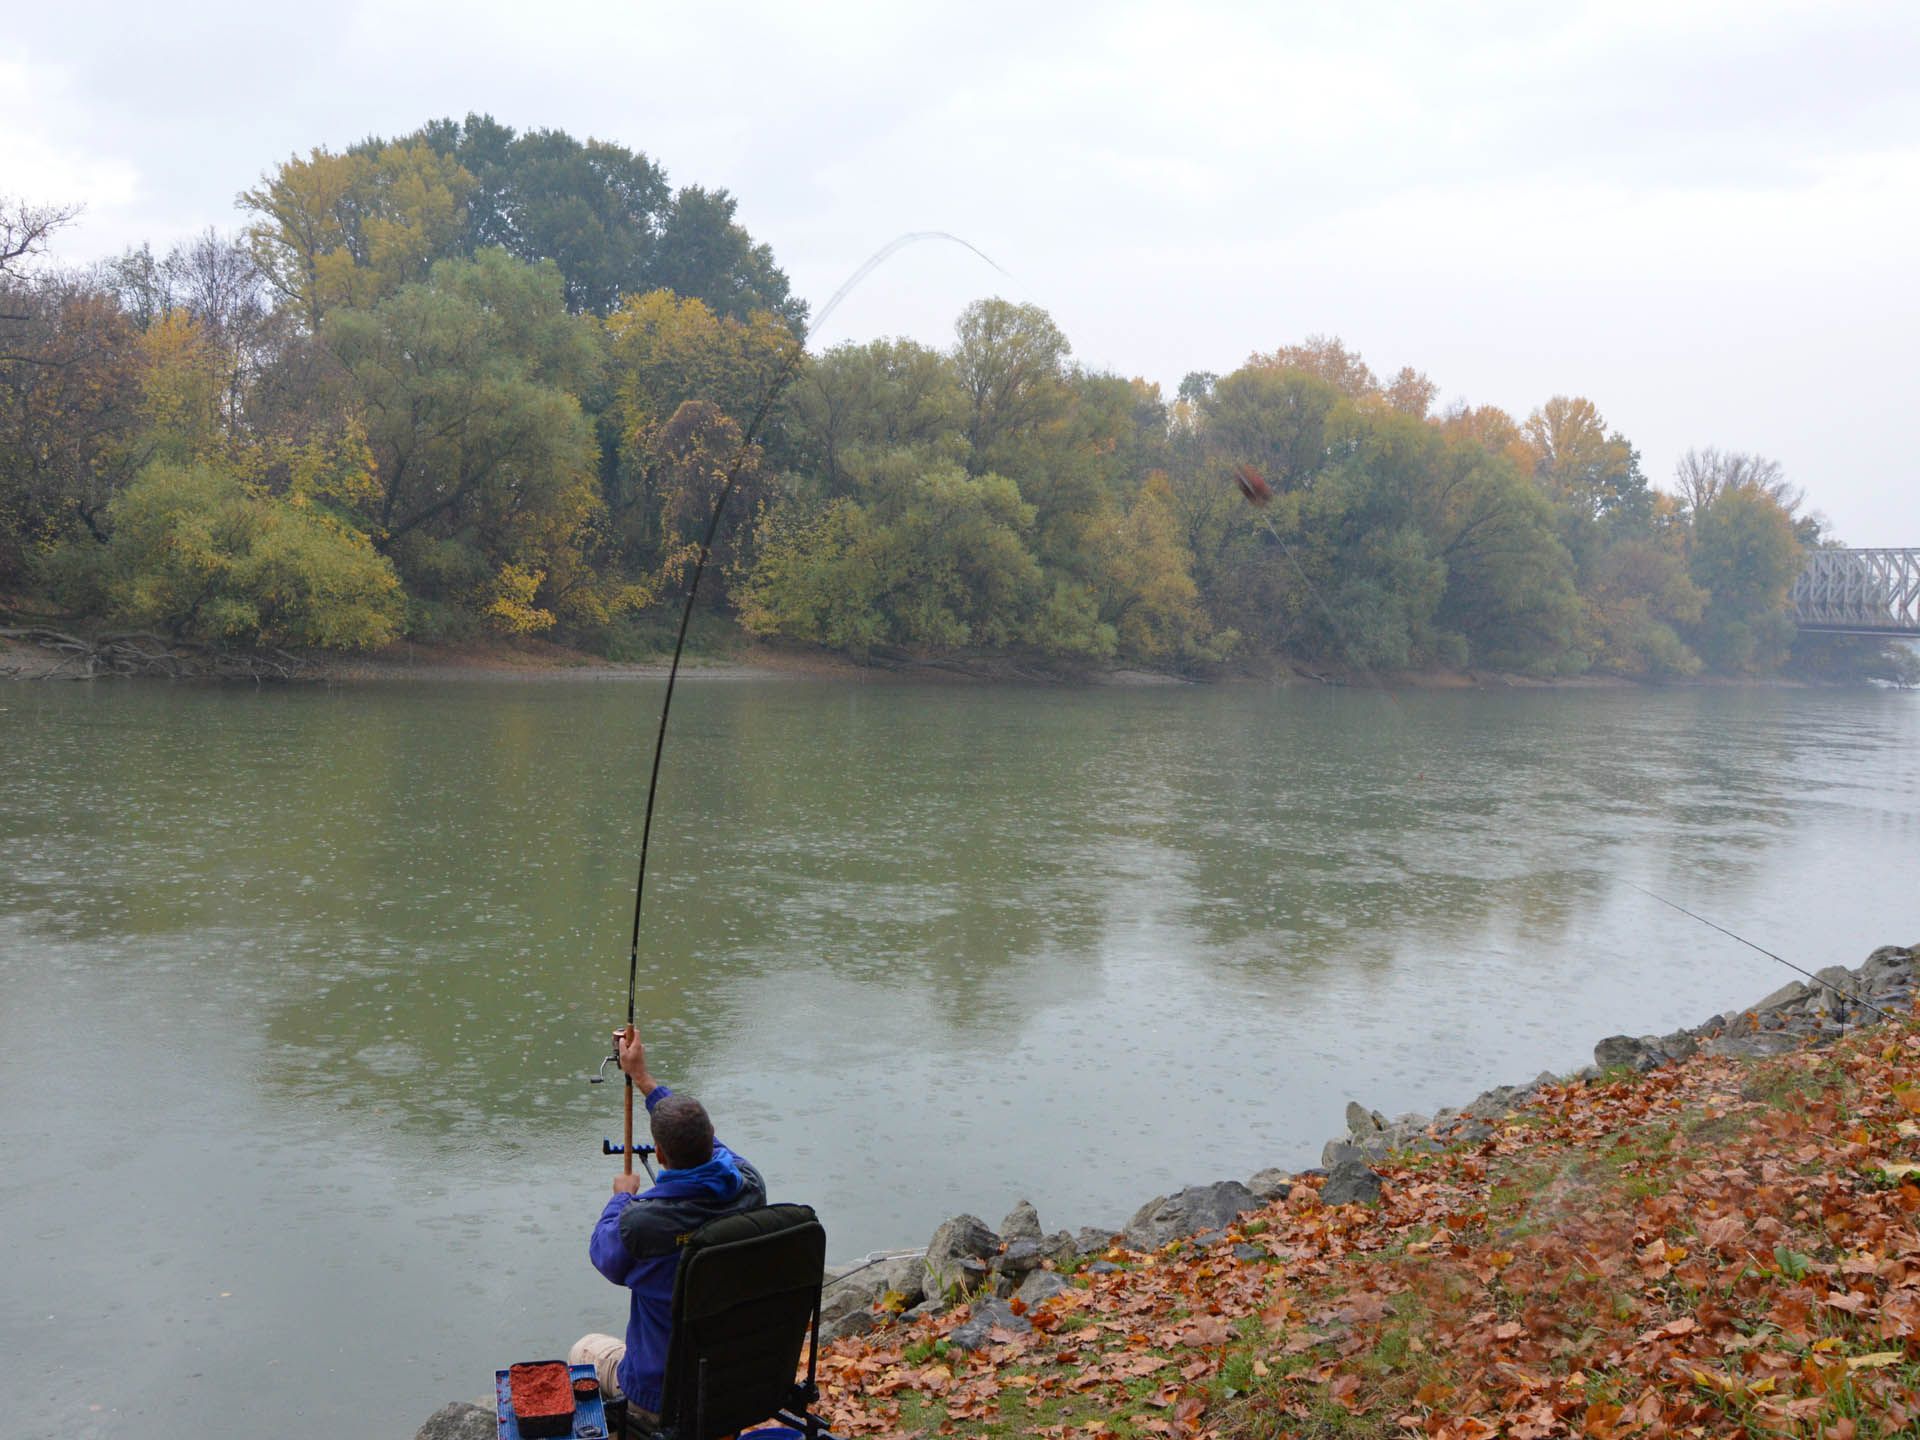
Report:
1,678,1915,1436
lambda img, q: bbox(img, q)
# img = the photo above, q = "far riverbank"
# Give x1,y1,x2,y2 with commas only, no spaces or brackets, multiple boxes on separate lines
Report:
7,627,1870,690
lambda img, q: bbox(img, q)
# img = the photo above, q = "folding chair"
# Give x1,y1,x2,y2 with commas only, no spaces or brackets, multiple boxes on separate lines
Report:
626,1202,842,1440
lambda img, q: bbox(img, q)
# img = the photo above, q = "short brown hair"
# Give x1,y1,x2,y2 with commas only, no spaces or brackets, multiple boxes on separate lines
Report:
650,1094,715,1169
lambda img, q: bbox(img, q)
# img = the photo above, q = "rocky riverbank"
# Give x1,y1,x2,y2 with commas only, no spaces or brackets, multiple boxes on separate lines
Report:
811,940,1918,1351
416,939,1914,1438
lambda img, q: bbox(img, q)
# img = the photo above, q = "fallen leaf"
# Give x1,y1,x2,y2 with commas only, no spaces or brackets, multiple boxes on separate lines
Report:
1846,1352,1904,1370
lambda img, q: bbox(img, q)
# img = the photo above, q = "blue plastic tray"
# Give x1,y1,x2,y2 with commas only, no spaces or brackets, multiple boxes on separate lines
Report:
495,1362,610,1440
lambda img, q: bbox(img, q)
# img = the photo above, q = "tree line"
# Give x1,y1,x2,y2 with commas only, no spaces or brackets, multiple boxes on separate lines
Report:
1,116,1908,683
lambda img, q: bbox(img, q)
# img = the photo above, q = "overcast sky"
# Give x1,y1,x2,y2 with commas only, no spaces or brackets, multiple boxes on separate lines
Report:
5,0,1914,540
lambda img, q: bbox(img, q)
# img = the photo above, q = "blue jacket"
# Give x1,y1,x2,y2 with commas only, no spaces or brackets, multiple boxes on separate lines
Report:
588,1086,766,1415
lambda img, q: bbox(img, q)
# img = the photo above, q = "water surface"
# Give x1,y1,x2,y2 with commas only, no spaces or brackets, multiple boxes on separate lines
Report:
2,677,1915,1436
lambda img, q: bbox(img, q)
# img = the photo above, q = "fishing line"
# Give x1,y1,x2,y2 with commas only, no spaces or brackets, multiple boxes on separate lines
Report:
1628,883,1894,1022
620,231,1011,1029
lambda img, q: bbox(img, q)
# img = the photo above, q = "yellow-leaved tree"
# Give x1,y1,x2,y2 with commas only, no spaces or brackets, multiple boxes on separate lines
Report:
241,142,472,329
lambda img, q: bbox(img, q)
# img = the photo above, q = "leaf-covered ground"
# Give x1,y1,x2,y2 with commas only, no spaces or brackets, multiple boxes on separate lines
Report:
815,1017,1920,1439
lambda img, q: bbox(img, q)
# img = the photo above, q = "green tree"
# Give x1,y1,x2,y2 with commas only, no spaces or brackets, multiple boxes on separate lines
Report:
953,298,1071,473
790,338,966,497
651,185,806,330
54,459,402,647
739,464,1042,653
320,250,602,626
414,115,804,326
1202,366,1345,494
1686,484,1803,673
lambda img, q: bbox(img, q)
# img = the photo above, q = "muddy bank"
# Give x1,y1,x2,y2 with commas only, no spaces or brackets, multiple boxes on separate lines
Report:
5,627,1845,691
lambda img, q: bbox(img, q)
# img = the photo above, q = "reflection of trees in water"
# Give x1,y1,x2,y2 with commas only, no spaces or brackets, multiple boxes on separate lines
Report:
8,680,1898,1139
1147,688,1809,972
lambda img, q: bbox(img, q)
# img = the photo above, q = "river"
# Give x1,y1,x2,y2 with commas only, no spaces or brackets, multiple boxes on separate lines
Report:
1,676,1914,1436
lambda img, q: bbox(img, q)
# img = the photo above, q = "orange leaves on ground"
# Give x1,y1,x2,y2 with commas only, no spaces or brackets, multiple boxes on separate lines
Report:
814,1018,1920,1439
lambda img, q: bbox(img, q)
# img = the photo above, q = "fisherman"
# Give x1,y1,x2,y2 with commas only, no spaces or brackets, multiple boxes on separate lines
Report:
571,1028,767,1431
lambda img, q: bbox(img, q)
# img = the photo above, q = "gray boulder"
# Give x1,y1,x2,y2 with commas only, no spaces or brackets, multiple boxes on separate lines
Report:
1321,1159,1384,1207
823,1259,889,1308
999,1199,1043,1243
1808,965,1863,1017
990,1237,1046,1297
819,1283,879,1342
1040,1229,1078,1263
1085,1259,1123,1274
995,1237,1046,1276
881,1254,926,1308
1324,1130,1402,1166
1594,1035,1659,1073
1015,1269,1073,1305
902,1297,945,1323
1753,979,1810,1014
947,1295,1031,1350
1465,1086,1514,1118
416,1403,493,1440
1247,1167,1293,1202
1345,1101,1385,1134
1231,1242,1268,1263
1123,1181,1259,1251
1862,946,1913,985
1705,1031,1803,1059
1657,1030,1699,1063
1072,1225,1118,1255
924,1214,998,1299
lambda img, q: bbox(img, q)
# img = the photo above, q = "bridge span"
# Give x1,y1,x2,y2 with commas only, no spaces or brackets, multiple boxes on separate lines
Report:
1790,548,1920,636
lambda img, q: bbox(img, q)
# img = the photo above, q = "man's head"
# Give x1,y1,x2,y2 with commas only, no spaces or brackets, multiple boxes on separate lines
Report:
649,1093,715,1171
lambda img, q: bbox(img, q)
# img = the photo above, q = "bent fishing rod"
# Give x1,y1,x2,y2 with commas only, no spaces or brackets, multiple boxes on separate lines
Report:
590,232,1009,1180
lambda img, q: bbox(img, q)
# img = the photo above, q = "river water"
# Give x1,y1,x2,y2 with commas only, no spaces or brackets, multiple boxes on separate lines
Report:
2,676,1915,1436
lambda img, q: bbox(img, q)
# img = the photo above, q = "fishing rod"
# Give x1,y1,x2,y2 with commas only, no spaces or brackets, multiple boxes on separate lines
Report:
591,232,1010,1178
1629,883,1895,1022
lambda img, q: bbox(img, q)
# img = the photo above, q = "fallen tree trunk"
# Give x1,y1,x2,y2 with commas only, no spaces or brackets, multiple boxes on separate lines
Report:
0,627,323,682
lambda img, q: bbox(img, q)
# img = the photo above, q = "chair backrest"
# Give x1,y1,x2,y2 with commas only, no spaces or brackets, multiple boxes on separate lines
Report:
655,1202,826,1440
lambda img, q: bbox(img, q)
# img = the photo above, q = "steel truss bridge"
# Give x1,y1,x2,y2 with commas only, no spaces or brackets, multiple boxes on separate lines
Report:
1790,548,1920,635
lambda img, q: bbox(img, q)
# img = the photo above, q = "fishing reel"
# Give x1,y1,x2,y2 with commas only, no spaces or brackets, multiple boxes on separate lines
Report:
590,1046,657,1175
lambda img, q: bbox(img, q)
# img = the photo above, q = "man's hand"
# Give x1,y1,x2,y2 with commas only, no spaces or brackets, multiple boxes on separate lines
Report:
612,1172,643,1195
616,1026,655,1091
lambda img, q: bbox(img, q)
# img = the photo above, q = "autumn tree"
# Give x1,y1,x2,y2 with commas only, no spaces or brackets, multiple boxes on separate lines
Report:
600,288,799,591
50,458,402,647
953,298,1071,473
1672,446,1804,526
241,141,472,329
1247,334,1379,400
1,199,79,280
0,271,146,575
107,231,277,429
320,250,602,630
649,185,806,330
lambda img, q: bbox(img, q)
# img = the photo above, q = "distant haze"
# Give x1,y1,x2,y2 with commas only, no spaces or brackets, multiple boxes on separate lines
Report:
5,0,1914,541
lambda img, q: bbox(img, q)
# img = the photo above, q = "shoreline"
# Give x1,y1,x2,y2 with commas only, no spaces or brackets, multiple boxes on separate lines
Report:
415,937,1917,1438
811,937,1918,1338
1,630,1861,691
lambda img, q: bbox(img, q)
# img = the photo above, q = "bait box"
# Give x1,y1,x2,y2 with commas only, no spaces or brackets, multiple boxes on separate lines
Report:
495,1363,608,1440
